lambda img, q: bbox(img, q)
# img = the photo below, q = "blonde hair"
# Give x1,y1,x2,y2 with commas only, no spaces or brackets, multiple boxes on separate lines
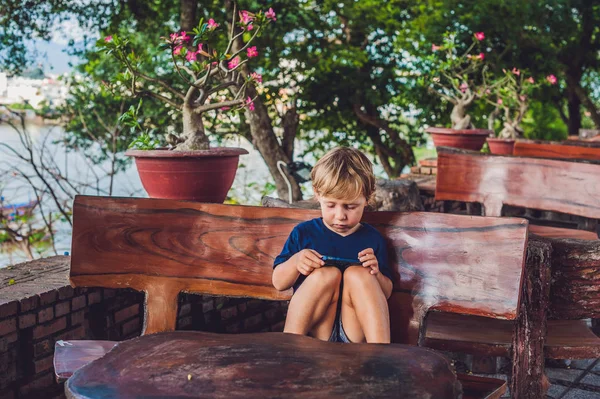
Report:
311,147,376,203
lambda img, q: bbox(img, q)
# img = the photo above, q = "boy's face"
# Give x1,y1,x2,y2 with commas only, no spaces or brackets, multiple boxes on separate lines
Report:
316,194,367,236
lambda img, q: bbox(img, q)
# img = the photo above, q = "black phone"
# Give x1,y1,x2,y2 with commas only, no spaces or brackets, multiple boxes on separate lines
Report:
321,256,362,270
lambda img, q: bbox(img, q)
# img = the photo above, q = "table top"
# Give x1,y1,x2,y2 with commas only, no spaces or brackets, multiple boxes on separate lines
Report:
66,331,460,399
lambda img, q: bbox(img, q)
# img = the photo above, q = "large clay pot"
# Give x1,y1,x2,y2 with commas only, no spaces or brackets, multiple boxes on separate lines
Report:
426,127,491,151
125,148,248,203
486,138,515,155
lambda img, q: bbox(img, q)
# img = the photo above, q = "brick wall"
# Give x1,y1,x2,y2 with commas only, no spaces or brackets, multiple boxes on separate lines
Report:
0,257,287,399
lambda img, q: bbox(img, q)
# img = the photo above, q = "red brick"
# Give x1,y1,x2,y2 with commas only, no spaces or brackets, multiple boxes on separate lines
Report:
33,317,67,340
243,314,264,330
202,300,214,313
114,304,139,324
225,322,241,333
54,301,70,317
34,339,53,358
70,310,85,326
220,306,237,320
39,290,57,306
38,307,54,324
237,302,247,313
178,303,191,317
270,321,285,332
18,313,36,329
0,390,16,399
121,318,140,337
177,316,192,329
0,302,17,318
87,291,102,305
57,286,74,300
0,348,17,374
55,325,85,342
19,296,39,312
0,362,17,390
71,295,86,311
34,355,55,374
18,372,54,397
0,332,18,353
103,288,116,299
264,308,280,322
0,318,17,336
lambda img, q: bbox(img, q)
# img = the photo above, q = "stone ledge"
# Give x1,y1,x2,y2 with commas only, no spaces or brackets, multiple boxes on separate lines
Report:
1,256,70,307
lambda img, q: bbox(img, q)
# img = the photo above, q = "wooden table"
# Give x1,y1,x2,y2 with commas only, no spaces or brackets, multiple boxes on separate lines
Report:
65,331,461,399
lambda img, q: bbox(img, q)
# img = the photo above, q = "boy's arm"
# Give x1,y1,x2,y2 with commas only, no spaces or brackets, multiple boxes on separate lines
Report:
272,254,301,291
375,272,393,299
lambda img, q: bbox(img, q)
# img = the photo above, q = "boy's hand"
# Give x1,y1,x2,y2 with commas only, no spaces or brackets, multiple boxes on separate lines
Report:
295,249,324,276
358,248,379,275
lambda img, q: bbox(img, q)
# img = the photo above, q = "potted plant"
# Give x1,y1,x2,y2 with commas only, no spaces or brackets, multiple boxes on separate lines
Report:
98,6,276,202
486,69,557,155
424,31,498,151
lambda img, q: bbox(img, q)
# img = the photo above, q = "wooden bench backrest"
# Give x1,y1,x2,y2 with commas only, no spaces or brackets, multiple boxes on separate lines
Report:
435,146,600,218
71,195,528,344
514,140,600,161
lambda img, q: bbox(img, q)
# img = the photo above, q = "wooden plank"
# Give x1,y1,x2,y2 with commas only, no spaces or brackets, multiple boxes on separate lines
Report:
529,225,598,240
71,196,529,339
545,320,600,359
65,331,462,399
458,374,507,399
435,147,600,219
514,140,600,161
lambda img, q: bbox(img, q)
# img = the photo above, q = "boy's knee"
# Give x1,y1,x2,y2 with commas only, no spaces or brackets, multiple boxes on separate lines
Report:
343,266,375,287
309,267,342,288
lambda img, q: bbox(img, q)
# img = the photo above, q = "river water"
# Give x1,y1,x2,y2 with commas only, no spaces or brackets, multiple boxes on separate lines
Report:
0,122,279,267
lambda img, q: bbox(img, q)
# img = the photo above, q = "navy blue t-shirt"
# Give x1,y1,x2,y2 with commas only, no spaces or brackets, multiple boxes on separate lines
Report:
273,218,392,292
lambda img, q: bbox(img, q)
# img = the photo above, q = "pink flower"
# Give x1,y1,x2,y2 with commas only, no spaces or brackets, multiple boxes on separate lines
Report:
497,98,503,104
170,33,179,42
527,77,535,84
247,46,258,58
104,36,113,42
519,95,527,102
228,56,240,69
265,8,276,21
474,32,485,41
220,106,231,111
246,96,255,111
431,44,441,51
180,31,191,42
186,51,197,62
207,19,219,30
478,52,485,60
459,82,468,93
250,72,262,83
511,68,520,76
546,74,557,85
239,10,254,24
246,24,254,31
173,45,183,55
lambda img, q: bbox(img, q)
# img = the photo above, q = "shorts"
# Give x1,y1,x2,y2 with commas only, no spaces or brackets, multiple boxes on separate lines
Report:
328,280,351,343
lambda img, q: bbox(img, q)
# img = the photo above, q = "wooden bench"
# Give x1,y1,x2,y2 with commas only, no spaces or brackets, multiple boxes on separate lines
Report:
54,195,531,398
514,139,600,162
435,147,600,367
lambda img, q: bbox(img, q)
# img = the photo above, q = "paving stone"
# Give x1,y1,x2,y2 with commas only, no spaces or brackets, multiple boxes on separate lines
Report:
580,372,600,388
547,368,585,383
562,388,600,399
567,359,596,370
546,384,567,398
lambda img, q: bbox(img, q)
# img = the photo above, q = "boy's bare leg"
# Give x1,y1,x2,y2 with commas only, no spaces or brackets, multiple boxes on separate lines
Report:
284,267,341,341
340,266,390,343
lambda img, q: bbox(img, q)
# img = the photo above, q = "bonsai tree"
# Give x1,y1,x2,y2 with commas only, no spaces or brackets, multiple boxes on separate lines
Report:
424,32,499,130
487,69,558,139
98,6,276,151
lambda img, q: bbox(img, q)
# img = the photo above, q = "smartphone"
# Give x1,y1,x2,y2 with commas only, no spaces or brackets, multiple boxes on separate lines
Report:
321,256,362,270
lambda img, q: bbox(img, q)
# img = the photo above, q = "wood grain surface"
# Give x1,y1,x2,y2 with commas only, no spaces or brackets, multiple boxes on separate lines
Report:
514,140,600,161
71,195,528,341
65,331,462,399
435,146,600,219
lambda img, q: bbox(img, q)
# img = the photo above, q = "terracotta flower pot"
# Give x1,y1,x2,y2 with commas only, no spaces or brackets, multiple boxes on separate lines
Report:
426,127,491,151
125,147,248,203
486,138,515,155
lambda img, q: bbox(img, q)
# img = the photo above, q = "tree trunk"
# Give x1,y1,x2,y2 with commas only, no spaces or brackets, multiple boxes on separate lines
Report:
180,0,197,32
566,87,582,135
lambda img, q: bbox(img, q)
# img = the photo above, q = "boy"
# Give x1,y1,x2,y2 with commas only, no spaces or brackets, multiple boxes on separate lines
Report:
272,147,393,343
